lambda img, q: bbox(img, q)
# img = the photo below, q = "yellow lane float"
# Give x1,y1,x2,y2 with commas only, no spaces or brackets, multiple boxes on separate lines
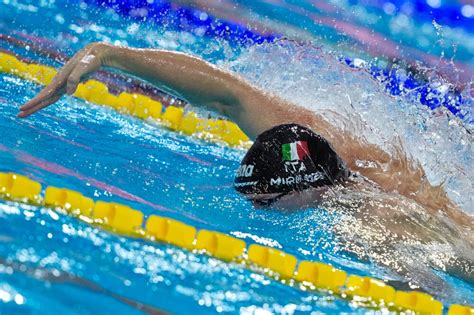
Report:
394,290,443,314
146,215,196,250
0,172,42,203
0,51,250,148
93,201,144,234
448,304,474,315
248,244,297,278
295,261,347,291
44,186,94,216
195,230,246,261
0,172,471,312
345,275,396,304
0,52,27,74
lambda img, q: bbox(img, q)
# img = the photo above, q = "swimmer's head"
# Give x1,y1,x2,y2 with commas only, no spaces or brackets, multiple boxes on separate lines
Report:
234,123,349,206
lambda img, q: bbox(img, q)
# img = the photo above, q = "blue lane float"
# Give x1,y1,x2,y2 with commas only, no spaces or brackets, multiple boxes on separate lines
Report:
342,57,471,122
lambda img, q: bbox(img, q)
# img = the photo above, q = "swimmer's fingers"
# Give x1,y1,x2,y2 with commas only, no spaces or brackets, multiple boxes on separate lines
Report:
18,81,67,117
18,94,62,118
18,80,67,117
18,45,96,117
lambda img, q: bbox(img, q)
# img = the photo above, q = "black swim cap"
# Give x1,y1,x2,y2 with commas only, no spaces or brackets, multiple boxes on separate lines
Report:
234,124,348,196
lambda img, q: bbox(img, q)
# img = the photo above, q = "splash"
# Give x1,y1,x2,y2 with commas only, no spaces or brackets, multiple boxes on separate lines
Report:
222,40,473,213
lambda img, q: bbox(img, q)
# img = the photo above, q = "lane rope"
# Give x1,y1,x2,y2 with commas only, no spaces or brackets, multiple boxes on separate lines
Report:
0,51,252,148
0,171,472,314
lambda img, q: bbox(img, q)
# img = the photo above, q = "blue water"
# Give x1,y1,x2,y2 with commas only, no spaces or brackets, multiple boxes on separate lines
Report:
1,0,473,314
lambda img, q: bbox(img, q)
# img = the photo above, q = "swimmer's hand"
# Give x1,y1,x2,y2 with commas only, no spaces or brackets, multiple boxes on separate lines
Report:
18,43,110,118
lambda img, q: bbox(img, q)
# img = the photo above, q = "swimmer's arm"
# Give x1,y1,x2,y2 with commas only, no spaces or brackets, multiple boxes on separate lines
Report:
98,44,324,138
13,42,416,170
16,43,263,134
18,43,328,138
17,43,378,178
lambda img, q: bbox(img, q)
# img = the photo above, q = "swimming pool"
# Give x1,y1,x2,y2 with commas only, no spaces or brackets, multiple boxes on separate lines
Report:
1,0,473,314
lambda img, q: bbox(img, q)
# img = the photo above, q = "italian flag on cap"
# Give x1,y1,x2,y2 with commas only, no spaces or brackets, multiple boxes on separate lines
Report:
282,141,309,161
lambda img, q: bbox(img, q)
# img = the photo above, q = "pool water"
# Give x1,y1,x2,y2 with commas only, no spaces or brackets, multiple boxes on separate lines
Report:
0,0,473,314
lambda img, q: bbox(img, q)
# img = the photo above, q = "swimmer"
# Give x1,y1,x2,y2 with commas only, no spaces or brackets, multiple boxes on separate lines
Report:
18,43,473,288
